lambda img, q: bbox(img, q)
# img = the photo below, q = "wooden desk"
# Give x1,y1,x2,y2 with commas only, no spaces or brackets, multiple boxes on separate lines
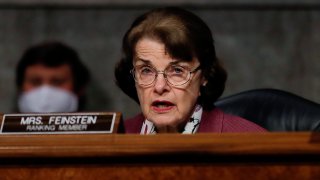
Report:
0,133,320,179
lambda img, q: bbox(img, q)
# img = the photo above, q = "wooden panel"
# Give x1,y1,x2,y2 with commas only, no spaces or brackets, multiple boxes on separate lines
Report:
0,133,319,158
0,132,319,179
1,113,320,179
0,165,320,179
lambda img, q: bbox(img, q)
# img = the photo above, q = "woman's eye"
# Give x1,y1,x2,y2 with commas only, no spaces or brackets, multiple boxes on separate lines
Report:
171,66,185,74
140,66,154,74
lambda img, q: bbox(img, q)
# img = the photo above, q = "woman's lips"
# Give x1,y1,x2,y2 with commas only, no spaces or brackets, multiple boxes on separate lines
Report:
151,100,175,113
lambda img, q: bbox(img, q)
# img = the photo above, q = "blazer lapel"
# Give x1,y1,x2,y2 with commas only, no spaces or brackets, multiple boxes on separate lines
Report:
198,108,224,133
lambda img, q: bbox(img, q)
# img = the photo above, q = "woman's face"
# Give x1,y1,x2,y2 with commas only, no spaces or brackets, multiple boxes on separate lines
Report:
133,38,205,132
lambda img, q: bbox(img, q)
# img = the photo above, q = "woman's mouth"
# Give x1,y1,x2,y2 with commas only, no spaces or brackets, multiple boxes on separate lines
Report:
151,100,175,113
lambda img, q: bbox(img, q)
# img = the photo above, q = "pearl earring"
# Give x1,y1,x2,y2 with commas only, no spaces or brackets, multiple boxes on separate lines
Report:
202,81,207,86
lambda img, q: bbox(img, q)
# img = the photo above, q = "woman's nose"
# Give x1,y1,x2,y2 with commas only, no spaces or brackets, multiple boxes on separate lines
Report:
153,73,169,94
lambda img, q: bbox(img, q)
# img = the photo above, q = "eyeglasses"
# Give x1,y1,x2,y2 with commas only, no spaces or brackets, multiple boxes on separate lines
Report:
130,64,201,87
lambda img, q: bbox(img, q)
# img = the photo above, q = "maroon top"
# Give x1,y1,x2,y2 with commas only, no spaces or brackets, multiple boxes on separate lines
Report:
124,108,267,133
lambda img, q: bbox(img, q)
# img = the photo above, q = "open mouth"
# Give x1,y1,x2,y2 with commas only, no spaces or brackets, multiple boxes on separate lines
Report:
151,100,175,112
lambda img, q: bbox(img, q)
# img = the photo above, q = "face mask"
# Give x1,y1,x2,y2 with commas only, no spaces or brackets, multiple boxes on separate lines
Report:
18,85,79,113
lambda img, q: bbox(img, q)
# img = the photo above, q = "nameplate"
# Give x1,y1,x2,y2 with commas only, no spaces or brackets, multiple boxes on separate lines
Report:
0,112,120,134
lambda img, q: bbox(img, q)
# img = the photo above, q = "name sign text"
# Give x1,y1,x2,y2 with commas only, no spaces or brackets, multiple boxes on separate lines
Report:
0,112,118,134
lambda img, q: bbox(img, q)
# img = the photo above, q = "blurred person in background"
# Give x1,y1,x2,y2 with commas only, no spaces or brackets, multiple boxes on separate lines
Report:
15,41,90,113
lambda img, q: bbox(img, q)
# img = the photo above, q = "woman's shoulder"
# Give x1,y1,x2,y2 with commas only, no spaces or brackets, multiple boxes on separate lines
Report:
200,108,267,132
124,113,144,133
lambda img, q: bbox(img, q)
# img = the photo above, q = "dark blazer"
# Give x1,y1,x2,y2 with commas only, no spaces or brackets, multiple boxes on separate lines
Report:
124,108,267,133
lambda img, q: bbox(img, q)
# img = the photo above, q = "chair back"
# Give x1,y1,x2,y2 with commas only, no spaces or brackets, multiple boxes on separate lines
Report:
214,89,320,131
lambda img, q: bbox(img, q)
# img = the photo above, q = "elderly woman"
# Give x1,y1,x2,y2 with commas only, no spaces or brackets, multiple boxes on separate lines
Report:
115,7,266,134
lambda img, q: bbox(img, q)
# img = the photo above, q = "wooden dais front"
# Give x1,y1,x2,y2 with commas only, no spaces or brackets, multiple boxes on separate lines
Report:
0,132,320,179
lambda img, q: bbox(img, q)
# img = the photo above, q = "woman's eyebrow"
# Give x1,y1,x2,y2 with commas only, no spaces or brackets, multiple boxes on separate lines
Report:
168,61,181,65
134,58,152,65
168,60,190,66
134,58,190,67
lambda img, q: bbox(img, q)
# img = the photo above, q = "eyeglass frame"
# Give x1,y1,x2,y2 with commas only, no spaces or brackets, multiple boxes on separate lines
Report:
130,64,201,87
